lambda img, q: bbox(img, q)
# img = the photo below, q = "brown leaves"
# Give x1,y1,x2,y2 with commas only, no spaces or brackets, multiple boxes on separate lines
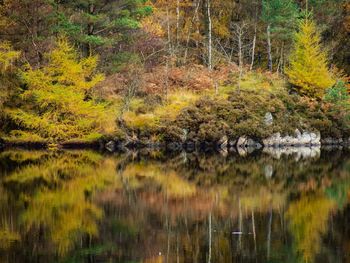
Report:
97,64,238,97
142,64,238,94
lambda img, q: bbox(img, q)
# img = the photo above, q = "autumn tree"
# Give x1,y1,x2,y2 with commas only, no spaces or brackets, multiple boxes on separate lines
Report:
286,18,335,97
0,42,20,114
286,194,335,263
5,37,115,143
0,42,20,74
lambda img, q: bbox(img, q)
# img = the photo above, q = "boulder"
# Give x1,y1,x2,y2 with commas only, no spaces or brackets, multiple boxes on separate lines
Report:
237,146,248,156
217,135,228,149
264,112,273,126
300,132,312,145
237,136,248,148
310,132,321,145
105,141,116,152
264,165,273,179
236,136,261,149
228,138,237,147
295,129,302,138
263,130,320,147
263,133,281,147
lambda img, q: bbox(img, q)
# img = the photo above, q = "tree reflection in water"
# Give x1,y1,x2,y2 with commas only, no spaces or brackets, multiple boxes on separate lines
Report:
0,148,349,262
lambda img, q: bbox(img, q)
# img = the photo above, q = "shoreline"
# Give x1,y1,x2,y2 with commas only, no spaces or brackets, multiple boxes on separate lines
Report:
1,134,349,152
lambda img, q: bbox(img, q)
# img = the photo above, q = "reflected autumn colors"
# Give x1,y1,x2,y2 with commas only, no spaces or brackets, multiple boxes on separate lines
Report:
0,149,350,262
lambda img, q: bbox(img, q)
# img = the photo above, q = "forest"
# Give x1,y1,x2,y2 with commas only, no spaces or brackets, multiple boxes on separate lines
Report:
0,0,349,148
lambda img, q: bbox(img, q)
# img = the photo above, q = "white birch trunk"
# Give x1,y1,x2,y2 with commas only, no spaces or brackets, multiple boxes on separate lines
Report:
267,24,273,71
207,0,212,70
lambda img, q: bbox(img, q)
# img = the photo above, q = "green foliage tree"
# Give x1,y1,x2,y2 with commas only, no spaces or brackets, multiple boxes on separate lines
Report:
54,0,152,56
261,0,299,71
5,37,115,143
286,18,335,97
325,80,349,104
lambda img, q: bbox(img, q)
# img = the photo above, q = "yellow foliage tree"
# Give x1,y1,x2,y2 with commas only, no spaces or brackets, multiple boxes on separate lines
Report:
3,150,120,256
0,42,20,113
286,19,335,97
0,41,20,73
5,37,115,142
286,193,336,263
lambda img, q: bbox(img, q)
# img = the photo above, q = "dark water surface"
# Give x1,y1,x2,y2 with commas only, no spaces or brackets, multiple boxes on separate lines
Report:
0,148,350,263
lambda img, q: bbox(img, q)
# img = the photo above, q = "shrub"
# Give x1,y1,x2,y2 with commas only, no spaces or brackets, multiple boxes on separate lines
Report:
324,80,349,104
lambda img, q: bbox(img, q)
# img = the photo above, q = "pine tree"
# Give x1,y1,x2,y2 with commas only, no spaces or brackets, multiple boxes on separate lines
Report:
5,37,114,142
286,18,335,97
262,0,299,71
54,0,152,56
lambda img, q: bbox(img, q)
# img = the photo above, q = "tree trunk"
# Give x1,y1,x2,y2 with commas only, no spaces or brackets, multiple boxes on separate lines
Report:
276,43,284,74
252,210,257,254
183,0,201,64
267,24,273,71
234,24,246,91
267,207,273,259
238,26,243,91
165,6,171,102
238,199,243,250
250,4,258,70
250,28,257,71
208,212,212,263
176,0,180,46
85,3,95,56
207,0,212,70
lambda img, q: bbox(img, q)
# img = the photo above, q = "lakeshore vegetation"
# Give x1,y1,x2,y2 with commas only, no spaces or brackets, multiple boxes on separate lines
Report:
0,0,349,146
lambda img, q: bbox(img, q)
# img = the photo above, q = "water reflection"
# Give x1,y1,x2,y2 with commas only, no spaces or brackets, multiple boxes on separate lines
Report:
0,148,349,262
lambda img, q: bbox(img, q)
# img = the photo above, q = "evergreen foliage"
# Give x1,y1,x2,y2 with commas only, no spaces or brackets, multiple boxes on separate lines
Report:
5,37,114,142
261,0,299,40
325,80,349,104
286,18,335,97
54,0,152,54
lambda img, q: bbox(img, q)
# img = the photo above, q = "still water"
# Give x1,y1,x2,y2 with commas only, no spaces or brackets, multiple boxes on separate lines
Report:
0,148,349,263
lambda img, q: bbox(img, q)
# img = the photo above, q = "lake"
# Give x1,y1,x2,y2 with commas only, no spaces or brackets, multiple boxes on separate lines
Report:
0,148,349,263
